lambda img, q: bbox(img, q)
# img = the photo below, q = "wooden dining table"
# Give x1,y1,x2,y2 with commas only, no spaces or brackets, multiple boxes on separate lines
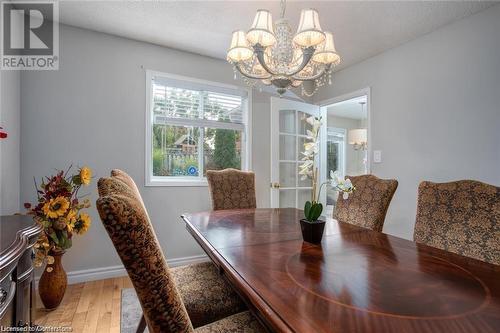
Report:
181,208,500,333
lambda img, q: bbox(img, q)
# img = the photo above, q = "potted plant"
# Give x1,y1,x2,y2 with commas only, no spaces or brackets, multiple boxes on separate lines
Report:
299,116,355,244
25,166,93,309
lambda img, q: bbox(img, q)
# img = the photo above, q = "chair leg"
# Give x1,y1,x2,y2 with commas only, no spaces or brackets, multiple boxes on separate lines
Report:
136,314,146,333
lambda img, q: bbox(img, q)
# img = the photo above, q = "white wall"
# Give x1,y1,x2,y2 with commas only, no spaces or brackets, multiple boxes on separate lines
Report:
20,25,272,274
0,71,21,215
315,5,500,239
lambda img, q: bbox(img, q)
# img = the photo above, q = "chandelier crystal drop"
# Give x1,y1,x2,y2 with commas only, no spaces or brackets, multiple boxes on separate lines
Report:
227,0,340,97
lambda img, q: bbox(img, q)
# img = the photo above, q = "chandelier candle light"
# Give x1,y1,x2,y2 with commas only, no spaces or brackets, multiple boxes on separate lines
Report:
227,0,341,97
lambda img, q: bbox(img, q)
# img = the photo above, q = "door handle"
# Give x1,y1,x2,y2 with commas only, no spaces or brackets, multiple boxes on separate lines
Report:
270,182,281,189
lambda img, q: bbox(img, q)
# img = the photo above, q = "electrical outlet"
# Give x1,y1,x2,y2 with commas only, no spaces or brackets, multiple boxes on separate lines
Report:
373,150,382,163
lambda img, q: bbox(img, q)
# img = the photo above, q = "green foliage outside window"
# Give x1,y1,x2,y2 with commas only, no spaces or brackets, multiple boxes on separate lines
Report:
213,129,239,170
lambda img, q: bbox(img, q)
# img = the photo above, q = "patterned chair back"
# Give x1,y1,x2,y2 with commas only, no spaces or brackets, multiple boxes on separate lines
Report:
414,180,500,265
96,171,193,333
334,174,398,232
206,168,257,210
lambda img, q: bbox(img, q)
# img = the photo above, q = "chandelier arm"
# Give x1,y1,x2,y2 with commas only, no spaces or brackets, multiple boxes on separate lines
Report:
285,46,316,76
253,44,279,76
292,64,331,81
234,63,272,80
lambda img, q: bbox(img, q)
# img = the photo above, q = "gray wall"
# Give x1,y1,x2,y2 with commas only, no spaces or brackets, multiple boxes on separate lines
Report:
315,5,500,239
0,71,21,215
21,25,272,273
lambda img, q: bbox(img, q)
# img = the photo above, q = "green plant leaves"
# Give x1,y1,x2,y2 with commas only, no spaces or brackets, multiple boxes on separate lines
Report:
49,232,59,246
304,201,312,219
304,201,323,222
310,202,323,221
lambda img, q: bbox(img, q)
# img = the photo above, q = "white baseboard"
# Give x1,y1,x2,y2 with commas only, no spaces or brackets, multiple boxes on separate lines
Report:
35,254,209,285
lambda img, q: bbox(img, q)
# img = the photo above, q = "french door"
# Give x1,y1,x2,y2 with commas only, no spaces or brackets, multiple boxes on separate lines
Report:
270,97,322,208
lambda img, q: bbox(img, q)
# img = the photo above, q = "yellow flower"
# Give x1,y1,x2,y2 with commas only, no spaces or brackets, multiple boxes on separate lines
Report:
76,213,91,234
80,166,92,185
67,220,74,232
66,209,77,232
67,209,77,222
42,196,70,219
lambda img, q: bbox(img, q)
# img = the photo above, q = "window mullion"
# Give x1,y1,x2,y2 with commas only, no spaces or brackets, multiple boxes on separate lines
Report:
154,116,244,131
198,92,205,179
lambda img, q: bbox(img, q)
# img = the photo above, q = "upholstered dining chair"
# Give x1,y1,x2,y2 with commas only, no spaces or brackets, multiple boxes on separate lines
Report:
96,170,264,332
334,174,398,232
414,180,500,265
206,168,257,210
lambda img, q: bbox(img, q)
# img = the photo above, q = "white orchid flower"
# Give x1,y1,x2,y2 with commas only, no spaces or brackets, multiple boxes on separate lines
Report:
329,170,355,198
298,116,325,200
301,160,313,168
306,116,316,126
330,170,342,187
304,142,316,151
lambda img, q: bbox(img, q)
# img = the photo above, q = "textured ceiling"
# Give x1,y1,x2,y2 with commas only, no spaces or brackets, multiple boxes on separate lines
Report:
58,1,496,71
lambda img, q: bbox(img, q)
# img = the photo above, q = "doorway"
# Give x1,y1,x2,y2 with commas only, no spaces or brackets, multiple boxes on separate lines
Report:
269,97,320,209
320,89,370,216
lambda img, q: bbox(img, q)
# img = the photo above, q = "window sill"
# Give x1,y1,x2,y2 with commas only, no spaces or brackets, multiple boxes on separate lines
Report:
145,177,208,187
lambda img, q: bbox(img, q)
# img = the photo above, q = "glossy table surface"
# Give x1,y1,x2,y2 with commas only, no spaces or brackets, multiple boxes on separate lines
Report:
181,208,500,333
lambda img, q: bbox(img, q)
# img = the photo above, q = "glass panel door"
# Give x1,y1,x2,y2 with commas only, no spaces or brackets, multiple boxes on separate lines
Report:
271,98,320,208
326,127,346,209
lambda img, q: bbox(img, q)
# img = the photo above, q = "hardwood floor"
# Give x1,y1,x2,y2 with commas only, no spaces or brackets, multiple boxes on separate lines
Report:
35,276,132,333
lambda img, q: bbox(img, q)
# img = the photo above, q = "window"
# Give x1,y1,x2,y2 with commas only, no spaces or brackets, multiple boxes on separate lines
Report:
146,71,251,186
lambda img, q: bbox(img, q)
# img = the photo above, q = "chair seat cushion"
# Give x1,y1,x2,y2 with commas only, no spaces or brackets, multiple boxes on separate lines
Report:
172,262,247,328
194,311,266,333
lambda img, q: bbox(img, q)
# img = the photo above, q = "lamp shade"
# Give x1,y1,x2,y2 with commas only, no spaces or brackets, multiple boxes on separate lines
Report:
227,30,253,62
247,10,276,47
312,32,340,65
348,129,367,145
293,9,325,47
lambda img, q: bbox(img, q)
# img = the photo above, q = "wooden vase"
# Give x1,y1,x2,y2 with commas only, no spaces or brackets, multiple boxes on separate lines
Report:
38,251,67,310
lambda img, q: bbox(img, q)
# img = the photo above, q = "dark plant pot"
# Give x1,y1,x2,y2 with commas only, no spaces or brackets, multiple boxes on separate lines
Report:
300,219,326,244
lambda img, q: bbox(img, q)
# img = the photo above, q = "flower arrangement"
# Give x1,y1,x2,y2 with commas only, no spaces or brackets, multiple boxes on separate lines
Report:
0,126,7,139
299,116,355,222
25,166,93,271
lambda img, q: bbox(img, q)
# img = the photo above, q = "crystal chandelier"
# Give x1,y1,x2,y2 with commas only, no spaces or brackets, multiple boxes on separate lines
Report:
226,0,340,97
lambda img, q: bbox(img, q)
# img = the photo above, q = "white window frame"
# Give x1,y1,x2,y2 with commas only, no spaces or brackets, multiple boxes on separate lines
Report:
145,70,252,187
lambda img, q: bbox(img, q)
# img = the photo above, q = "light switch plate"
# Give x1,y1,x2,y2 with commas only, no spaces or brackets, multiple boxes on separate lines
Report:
373,150,382,163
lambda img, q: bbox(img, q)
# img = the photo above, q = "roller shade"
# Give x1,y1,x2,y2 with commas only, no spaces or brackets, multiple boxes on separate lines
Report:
152,75,247,125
